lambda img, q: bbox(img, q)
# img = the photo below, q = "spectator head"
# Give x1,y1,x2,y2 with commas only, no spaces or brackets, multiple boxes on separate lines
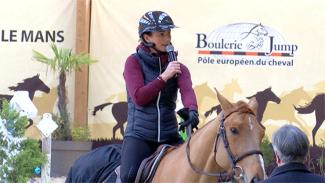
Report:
272,124,309,164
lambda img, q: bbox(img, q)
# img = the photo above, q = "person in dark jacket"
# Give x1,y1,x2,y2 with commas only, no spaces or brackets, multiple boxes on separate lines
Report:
120,10,199,183
259,125,325,183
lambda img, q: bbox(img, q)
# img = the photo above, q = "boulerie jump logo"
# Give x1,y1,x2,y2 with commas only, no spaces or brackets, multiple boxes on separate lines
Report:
196,23,298,67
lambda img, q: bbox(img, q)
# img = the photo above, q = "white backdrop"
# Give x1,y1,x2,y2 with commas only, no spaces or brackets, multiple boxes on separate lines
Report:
89,0,325,145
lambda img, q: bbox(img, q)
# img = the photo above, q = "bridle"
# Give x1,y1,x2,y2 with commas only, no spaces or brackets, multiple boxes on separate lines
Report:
185,109,264,181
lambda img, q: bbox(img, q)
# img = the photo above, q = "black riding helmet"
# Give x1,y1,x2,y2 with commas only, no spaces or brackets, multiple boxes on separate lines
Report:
138,11,177,44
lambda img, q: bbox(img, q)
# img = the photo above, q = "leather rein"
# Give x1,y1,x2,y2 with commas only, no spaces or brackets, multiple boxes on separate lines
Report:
185,109,263,180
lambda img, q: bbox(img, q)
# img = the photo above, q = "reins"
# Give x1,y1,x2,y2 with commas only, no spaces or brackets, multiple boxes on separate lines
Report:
185,109,263,180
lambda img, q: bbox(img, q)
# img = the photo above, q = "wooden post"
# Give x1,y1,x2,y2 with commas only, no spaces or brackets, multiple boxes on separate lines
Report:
36,113,58,182
41,135,51,183
74,0,91,127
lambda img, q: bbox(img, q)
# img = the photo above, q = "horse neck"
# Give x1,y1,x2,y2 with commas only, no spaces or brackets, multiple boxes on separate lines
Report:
256,95,267,113
12,84,35,100
186,119,223,172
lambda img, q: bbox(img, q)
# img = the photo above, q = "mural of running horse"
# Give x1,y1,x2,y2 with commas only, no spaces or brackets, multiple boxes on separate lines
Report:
295,93,325,146
193,82,217,124
246,87,281,123
0,74,50,128
262,87,311,128
151,91,266,182
205,87,281,123
92,101,127,139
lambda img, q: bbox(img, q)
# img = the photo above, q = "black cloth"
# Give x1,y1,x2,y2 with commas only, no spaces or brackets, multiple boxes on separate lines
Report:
258,162,325,183
65,144,122,183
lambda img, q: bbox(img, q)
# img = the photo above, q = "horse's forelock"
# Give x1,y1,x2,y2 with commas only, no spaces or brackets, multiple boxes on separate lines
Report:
222,102,263,129
233,103,266,129
232,101,253,114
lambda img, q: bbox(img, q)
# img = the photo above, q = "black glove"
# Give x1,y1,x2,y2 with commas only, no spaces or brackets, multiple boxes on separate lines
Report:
177,108,190,121
178,110,199,132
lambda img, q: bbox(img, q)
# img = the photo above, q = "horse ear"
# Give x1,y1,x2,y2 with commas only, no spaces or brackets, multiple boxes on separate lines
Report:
248,97,258,114
215,88,233,111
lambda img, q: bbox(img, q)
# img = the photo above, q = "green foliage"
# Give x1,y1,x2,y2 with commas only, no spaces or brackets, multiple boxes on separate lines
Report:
32,43,97,74
8,139,46,183
0,100,28,137
260,136,274,166
71,126,90,141
0,100,46,182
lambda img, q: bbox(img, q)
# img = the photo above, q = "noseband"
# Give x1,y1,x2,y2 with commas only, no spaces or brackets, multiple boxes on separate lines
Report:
186,109,263,180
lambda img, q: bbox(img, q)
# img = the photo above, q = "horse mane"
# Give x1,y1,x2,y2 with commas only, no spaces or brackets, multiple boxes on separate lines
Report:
8,74,40,91
8,81,26,91
225,101,255,117
247,87,272,99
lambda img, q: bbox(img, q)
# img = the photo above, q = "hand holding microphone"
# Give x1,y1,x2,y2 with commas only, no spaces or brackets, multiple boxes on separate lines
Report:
159,44,181,81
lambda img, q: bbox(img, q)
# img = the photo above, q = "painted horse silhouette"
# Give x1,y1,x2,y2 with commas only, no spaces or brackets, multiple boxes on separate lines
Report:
0,74,50,128
93,101,128,139
0,74,50,101
295,93,325,146
262,87,311,129
205,87,281,123
192,82,217,124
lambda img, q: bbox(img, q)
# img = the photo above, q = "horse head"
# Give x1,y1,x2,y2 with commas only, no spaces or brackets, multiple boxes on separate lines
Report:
214,91,266,182
262,87,281,104
247,87,280,103
8,74,50,100
254,23,268,37
247,87,281,122
26,74,50,95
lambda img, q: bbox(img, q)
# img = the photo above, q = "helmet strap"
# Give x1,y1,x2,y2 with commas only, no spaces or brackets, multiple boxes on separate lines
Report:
143,40,155,48
141,35,166,54
151,46,166,55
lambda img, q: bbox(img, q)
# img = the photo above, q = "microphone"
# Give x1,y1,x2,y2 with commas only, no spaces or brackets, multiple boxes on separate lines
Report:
166,44,177,62
166,44,178,77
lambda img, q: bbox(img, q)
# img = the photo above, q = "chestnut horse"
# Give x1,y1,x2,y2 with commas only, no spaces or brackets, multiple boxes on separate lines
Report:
152,91,266,183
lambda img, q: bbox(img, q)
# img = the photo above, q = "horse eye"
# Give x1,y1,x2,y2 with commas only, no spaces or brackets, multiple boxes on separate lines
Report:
230,128,239,134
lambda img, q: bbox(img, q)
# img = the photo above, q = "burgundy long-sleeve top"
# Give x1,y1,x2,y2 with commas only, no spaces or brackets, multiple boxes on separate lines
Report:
123,45,198,111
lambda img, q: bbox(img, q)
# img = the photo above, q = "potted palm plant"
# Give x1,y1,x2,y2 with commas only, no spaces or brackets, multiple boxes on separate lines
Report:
33,43,96,140
32,43,97,176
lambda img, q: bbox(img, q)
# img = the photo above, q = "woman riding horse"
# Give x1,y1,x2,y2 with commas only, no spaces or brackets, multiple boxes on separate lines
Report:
66,92,266,183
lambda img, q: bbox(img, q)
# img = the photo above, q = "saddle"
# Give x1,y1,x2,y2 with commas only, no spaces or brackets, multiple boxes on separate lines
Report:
135,144,175,183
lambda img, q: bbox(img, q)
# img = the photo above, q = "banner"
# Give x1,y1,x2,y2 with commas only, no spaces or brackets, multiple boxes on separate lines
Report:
0,0,76,138
89,0,325,145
